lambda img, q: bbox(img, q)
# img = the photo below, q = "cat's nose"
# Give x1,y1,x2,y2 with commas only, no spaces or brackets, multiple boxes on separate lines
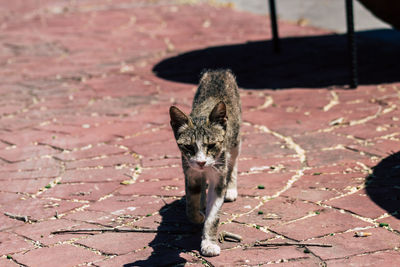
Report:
197,161,206,168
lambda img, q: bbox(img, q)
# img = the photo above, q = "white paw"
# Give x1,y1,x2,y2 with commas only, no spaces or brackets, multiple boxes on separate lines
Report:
224,188,237,202
201,240,221,257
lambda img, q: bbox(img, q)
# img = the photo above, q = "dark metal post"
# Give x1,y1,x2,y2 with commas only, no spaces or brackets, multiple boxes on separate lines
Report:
345,0,358,88
269,0,280,53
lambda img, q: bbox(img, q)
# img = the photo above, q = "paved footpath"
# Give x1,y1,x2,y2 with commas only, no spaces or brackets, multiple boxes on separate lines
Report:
0,0,399,266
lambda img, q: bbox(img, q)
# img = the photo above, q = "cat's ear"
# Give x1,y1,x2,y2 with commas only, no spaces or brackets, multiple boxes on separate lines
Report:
209,101,227,126
170,106,190,135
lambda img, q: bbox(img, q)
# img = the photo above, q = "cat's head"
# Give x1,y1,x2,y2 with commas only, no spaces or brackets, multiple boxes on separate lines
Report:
169,102,227,171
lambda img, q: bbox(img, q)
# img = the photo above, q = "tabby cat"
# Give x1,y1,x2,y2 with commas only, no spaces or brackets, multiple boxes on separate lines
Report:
169,69,241,256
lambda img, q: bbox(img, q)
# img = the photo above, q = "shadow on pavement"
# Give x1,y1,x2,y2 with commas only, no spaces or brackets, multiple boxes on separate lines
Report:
153,29,400,89
366,151,400,219
127,198,202,267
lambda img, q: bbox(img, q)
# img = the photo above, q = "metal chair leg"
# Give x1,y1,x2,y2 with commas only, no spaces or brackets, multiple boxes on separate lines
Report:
269,0,280,53
345,0,358,88
268,0,358,87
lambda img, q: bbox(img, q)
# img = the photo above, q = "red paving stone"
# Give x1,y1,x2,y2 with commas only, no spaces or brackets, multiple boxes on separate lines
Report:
0,157,60,172
63,210,120,227
12,244,103,267
221,195,261,215
118,178,185,197
96,246,201,267
1,197,83,221
282,171,365,202
12,218,100,246
309,228,400,260
0,177,54,194
141,155,181,168
0,258,19,267
87,195,167,216
206,246,309,266
324,190,389,219
238,156,302,174
64,153,139,169
138,166,183,181
0,215,25,231
76,232,159,255
327,250,400,266
235,197,321,228
54,144,126,161
265,259,323,266
269,208,373,241
0,167,60,180
60,167,132,183
40,182,122,201
0,232,35,255
0,0,399,266
238,172,293,197
0,145,60,162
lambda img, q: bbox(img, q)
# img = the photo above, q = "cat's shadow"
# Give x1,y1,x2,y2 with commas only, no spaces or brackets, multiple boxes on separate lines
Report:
153,29,400,89
366,151,400,219
126,198,202,267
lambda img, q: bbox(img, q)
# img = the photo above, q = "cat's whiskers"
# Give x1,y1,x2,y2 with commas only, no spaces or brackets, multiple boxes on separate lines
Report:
210,160,225,174
210,167,223,175
213,156,226,166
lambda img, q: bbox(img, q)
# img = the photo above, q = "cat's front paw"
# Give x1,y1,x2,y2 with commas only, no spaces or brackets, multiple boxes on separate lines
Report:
224,188,238,202
187,211,205,224
201,240,221,257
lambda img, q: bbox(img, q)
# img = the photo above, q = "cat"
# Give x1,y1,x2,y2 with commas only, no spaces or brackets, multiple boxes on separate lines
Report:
169,69,241,257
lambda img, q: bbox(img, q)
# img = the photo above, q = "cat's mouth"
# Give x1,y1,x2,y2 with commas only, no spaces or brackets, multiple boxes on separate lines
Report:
189,160,210,171
192,164,207,171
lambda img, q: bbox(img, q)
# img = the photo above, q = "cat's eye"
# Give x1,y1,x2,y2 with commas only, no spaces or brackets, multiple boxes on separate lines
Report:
182,144,195,152
207,144,216,150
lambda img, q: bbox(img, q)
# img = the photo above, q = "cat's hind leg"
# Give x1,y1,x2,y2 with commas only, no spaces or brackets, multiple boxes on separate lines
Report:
225,143,240,202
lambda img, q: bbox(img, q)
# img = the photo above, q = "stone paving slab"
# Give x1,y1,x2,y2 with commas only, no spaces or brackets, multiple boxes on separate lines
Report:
0,0,399,266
